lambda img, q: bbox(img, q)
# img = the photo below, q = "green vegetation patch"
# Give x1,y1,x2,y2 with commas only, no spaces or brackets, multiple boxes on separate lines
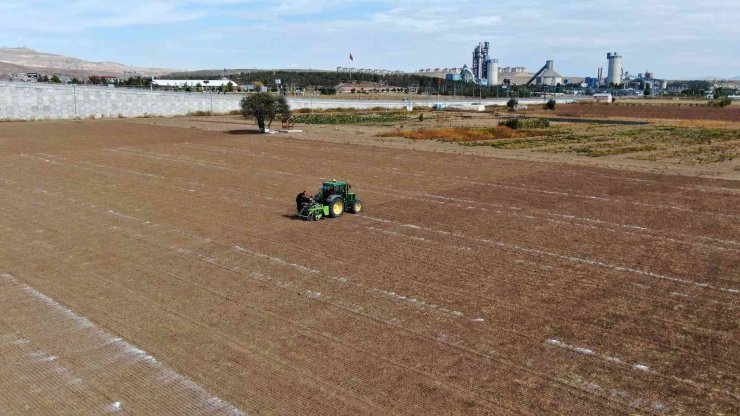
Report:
292,113,408,124
498,118,550,129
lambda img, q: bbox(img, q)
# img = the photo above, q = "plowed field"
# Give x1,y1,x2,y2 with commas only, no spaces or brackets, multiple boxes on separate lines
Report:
540,103,740,122
0,119,738,415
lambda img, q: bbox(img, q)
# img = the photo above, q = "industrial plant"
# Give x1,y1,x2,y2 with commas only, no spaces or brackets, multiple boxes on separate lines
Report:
408,42,686,98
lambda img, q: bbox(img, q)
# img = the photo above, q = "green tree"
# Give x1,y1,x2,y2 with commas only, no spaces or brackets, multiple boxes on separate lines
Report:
507,98,518,111
240,93,291,133
319,86,337,95
50,75,61,83
644,84,652,96
714,87,736,99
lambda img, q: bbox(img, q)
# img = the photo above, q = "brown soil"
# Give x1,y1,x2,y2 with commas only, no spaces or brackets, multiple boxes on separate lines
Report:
0,118,738,415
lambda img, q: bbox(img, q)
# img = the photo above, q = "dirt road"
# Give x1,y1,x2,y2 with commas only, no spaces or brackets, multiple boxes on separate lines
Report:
0,119,737,414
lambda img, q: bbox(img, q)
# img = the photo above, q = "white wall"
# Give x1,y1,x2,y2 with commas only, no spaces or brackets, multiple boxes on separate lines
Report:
0,82,241,120
0,82,575,121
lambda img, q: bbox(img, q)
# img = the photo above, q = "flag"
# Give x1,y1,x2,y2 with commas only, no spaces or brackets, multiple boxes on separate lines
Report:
349,53,354,61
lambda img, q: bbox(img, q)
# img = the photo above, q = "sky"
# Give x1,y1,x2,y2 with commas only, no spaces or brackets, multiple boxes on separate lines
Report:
1,0,738,79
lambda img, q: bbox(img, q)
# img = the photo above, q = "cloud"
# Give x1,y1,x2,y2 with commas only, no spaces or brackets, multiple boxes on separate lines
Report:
0,0,738,78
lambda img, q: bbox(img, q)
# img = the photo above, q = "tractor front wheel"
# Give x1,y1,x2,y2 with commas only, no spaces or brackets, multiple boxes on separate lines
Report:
350,200,363,214
329,198,344,218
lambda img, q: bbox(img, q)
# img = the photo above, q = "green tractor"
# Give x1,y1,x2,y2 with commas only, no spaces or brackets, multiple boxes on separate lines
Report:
297,180,363,221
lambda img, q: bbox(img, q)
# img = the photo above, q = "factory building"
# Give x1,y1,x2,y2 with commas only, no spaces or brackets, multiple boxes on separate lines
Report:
606,52,623,86
525,60,563,86
471,42,490,81
486,59,499,86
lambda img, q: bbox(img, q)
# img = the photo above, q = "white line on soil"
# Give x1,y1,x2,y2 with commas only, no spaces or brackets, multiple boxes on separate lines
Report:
0,272,246,416
361,216,739,295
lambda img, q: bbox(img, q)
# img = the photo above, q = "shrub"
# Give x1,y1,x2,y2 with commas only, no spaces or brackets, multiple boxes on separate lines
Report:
188,111,213,116
706,99,731,107
506,98,518,110
544,99,556,110
498,118,550,129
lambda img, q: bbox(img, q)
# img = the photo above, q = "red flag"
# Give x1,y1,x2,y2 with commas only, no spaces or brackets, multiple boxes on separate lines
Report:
349,53,354,61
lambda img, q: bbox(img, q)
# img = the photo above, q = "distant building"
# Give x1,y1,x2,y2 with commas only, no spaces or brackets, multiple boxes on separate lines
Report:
9,73,38,82
471,41,490,81
336,81,393,93
593,93,613,103
337,67,403,75
152,79,238,89
606,52,623,85
526,60,563,86
584,77,600,89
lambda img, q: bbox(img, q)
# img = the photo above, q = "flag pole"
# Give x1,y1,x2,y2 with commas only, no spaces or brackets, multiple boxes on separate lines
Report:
349,53,353,85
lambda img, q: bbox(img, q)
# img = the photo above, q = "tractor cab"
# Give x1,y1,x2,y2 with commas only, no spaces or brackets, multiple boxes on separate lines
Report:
298,179,362,221
317,180,356,205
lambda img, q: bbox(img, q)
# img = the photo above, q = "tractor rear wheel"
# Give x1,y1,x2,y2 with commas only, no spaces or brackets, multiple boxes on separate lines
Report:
350,200,363,214
329,198,344,218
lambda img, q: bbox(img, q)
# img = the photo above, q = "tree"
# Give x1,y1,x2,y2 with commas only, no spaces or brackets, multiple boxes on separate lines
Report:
240,93,291,133
714,87,736,99
643,84,652,96
318,86,336,95
50,75,61,83
507,98,518,111
545,99,556,110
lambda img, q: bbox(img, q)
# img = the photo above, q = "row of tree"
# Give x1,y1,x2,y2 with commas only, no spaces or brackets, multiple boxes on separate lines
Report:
173,70,534,98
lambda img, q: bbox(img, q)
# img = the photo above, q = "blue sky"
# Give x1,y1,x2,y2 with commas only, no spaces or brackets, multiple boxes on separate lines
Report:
1,0,738,78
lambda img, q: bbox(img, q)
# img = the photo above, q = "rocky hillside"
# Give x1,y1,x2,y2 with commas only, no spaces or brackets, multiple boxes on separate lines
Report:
0,48,176,78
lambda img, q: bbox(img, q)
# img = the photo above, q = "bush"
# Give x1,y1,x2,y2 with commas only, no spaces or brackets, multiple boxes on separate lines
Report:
544,99,556,110
706,98,731,107
718,98,732,107
506,98,518,110
498,118,550,129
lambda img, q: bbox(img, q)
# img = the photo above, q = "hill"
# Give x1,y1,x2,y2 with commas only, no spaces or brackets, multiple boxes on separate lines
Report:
0,47,176,78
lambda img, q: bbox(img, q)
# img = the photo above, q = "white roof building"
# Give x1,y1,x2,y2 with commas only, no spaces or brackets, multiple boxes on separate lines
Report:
593,93,613,103
152,79,238,88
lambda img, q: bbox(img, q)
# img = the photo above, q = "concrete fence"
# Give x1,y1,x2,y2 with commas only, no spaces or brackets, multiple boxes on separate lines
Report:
0,81,574,121
0,82,241,120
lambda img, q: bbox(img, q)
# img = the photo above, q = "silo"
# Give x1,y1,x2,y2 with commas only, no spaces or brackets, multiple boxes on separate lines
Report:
607,52,623,86
486,58,499,86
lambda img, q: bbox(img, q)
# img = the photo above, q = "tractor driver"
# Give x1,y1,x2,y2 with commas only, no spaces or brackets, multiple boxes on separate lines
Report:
315,185,331,203
296,191,310,211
